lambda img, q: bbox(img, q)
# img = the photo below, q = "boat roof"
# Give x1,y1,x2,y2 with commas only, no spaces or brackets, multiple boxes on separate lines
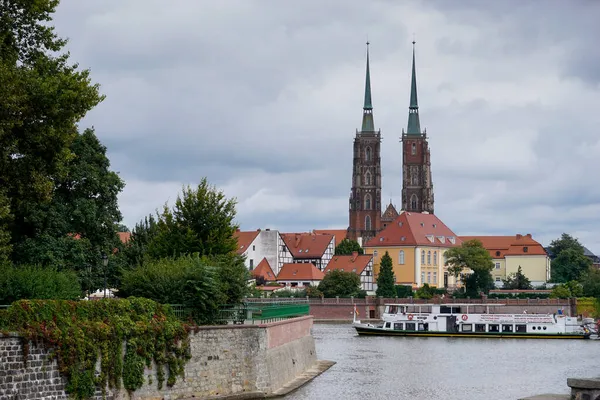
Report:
385,303,507,307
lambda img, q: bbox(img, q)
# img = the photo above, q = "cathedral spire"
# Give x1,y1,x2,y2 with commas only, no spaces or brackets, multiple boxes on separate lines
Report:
406,40,421,135
361,41,375,132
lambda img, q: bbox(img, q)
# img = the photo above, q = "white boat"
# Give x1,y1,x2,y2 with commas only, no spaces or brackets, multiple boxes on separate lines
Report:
353,303,596,340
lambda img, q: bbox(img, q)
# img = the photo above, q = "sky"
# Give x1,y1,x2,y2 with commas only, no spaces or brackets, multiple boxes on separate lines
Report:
53,0,600,253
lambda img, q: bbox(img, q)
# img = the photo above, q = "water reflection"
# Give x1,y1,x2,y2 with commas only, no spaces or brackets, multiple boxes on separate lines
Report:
285,323,600,400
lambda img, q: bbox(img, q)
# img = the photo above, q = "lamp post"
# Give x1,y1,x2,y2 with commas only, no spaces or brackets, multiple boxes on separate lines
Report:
101,253,108,298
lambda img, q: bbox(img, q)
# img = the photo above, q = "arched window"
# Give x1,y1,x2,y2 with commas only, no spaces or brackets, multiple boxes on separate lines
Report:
365,147,372,161
410,194,418,210
443,252,448,265
365,171,372,186
399,250,405,265
365,215,372,230
411,142,416,155
421,250,425,264
365,194,372,210
427,251,431,265
433,251,438,265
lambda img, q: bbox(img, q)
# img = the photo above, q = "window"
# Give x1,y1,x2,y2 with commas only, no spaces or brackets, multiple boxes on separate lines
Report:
365,194,372,210
366,270,371,276
475,324,486,333
443,252,448,265
252,245,255,251
374,250,378,257
365,215,372,230
365,147,372,161
495,277,501,282
365,172,372,185
502,324,513,333
411,194,418,210
462,324,472,332
421,272,425,283
433,251,438,265
249,259,254,269
433,272,437,283
495,262,500,270
515,325,527,333
523,246,528,253
427,251,431,265
488,324,499,333
405,322,416,331
427,272,431,283
495,251,501,257
394,323,403,331
399,250,405,265
411,142,416,155
421,250,425,264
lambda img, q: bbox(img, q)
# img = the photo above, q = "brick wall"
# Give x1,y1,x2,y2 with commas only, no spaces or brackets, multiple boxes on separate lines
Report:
0,316,317,400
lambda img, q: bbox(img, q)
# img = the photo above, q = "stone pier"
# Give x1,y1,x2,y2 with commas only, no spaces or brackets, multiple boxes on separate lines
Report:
519,377,600,400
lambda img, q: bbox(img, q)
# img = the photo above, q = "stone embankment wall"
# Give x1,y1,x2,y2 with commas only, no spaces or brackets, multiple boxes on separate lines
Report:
268,297,576,321
0,316,318,400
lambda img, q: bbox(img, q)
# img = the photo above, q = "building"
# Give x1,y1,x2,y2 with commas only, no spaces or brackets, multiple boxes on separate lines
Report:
233,228,285,274
381,201,400,230
251,258,277,283
276,263,325,288
312,229,348,248
348,43,382,244
364,211,461,288
401,42,434,214
324,251,375,293
279,233,335,271
460,234,551,287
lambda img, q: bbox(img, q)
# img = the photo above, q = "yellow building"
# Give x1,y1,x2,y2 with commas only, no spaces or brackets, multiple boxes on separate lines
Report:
364,211,461,288
459,234,550,287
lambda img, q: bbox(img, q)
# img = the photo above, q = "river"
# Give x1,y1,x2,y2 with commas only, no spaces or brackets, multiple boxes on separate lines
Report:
284,323,600,400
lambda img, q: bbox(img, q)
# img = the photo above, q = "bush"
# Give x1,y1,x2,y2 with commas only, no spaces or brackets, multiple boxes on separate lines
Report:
395,285,413,298
119,255,232,324
317,270,361,298
0,264,82,304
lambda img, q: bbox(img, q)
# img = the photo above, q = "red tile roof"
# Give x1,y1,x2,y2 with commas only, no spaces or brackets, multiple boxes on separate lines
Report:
459,234,547,258
280,233,334,258
312,229,348,247
324,252,372,275
365,212,461,248
252,258,276,281
118,232,131,244
277,263,325,281
233,229,260,255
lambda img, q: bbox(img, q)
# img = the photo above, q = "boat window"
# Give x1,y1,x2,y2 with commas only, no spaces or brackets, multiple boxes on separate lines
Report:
502,324,513,333
489,324,499,333
462,324,473,332
388,306,398,314
440,306,461,314
405,322,416,331
543,326,547,330
515,325,527,333
394,323,403,331
475,324,486,333
385,322,391,329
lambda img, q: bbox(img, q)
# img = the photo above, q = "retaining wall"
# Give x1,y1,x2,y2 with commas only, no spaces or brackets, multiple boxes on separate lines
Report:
0,316,318,400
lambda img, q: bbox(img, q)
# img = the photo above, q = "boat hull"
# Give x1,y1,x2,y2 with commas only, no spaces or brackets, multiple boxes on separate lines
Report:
354,324,590,340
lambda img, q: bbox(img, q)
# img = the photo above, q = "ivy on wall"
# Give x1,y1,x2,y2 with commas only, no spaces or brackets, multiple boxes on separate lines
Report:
0,298,192,399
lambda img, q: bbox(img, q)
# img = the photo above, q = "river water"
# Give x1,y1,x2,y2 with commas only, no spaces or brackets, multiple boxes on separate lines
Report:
284,323,600,400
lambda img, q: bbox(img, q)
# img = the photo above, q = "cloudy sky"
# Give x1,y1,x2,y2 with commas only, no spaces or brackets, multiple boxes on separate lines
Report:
54,0,600,253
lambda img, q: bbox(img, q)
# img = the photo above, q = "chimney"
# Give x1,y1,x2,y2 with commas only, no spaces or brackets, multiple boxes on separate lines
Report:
351,251,358,261
516,234,522,240
526,233,532,238
236,228,241,232
257,228,261,232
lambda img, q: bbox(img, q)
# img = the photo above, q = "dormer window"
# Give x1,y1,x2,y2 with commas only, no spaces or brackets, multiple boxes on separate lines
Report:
420,222,424,227
433,224,437,228
523,246,528,253
401,236,406,241
379,237,384,242
398,222,403,227
426,235,434,243
495,251,501,257
448,236,456,244
437,236,445,243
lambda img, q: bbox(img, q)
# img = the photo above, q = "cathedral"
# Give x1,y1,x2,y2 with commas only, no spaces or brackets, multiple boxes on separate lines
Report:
348,42,434,243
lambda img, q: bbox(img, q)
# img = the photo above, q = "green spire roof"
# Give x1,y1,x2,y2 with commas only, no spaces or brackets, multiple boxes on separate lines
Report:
406,41,421,135
361,42,375,132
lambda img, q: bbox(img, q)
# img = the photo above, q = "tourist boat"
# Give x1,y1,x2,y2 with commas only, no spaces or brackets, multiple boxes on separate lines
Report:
353,303,596,340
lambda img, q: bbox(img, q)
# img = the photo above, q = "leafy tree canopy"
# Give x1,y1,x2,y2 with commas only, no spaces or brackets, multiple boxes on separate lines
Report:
334,239,364,255
317,270,361,298
376,251,396,297
549,234,592,283
502,266,532,290
144,178,238,260
446,239,494,295
580,268,600,299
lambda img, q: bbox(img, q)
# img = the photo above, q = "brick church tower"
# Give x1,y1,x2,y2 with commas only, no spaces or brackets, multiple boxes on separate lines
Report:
348,43,382,243
401,42,434,214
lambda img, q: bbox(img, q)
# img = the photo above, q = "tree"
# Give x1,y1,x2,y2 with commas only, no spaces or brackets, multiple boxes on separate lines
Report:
549,234,592,283
317,270,361,298
334,239,364,255
446,239,495,296
550,280,583,299
145,179,238,259
502,266,532,290
0,192,11,263
1,1,104,263
415,283,434,299
580,268,600,299
376,251,396,297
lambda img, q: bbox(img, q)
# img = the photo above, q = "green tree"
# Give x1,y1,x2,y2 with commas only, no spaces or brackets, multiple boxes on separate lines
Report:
334,239,364,255
146,179,238,259
317,270,361,298
121,214,160,267
550,280,583,299
446,239,495,296
376,251,396,297
0,264,81,304
502,266,532,290
395,285,414,298
0,192,11,263
549,233,592,282
580,268,600,299
1,1,104,262
415,283,434,299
